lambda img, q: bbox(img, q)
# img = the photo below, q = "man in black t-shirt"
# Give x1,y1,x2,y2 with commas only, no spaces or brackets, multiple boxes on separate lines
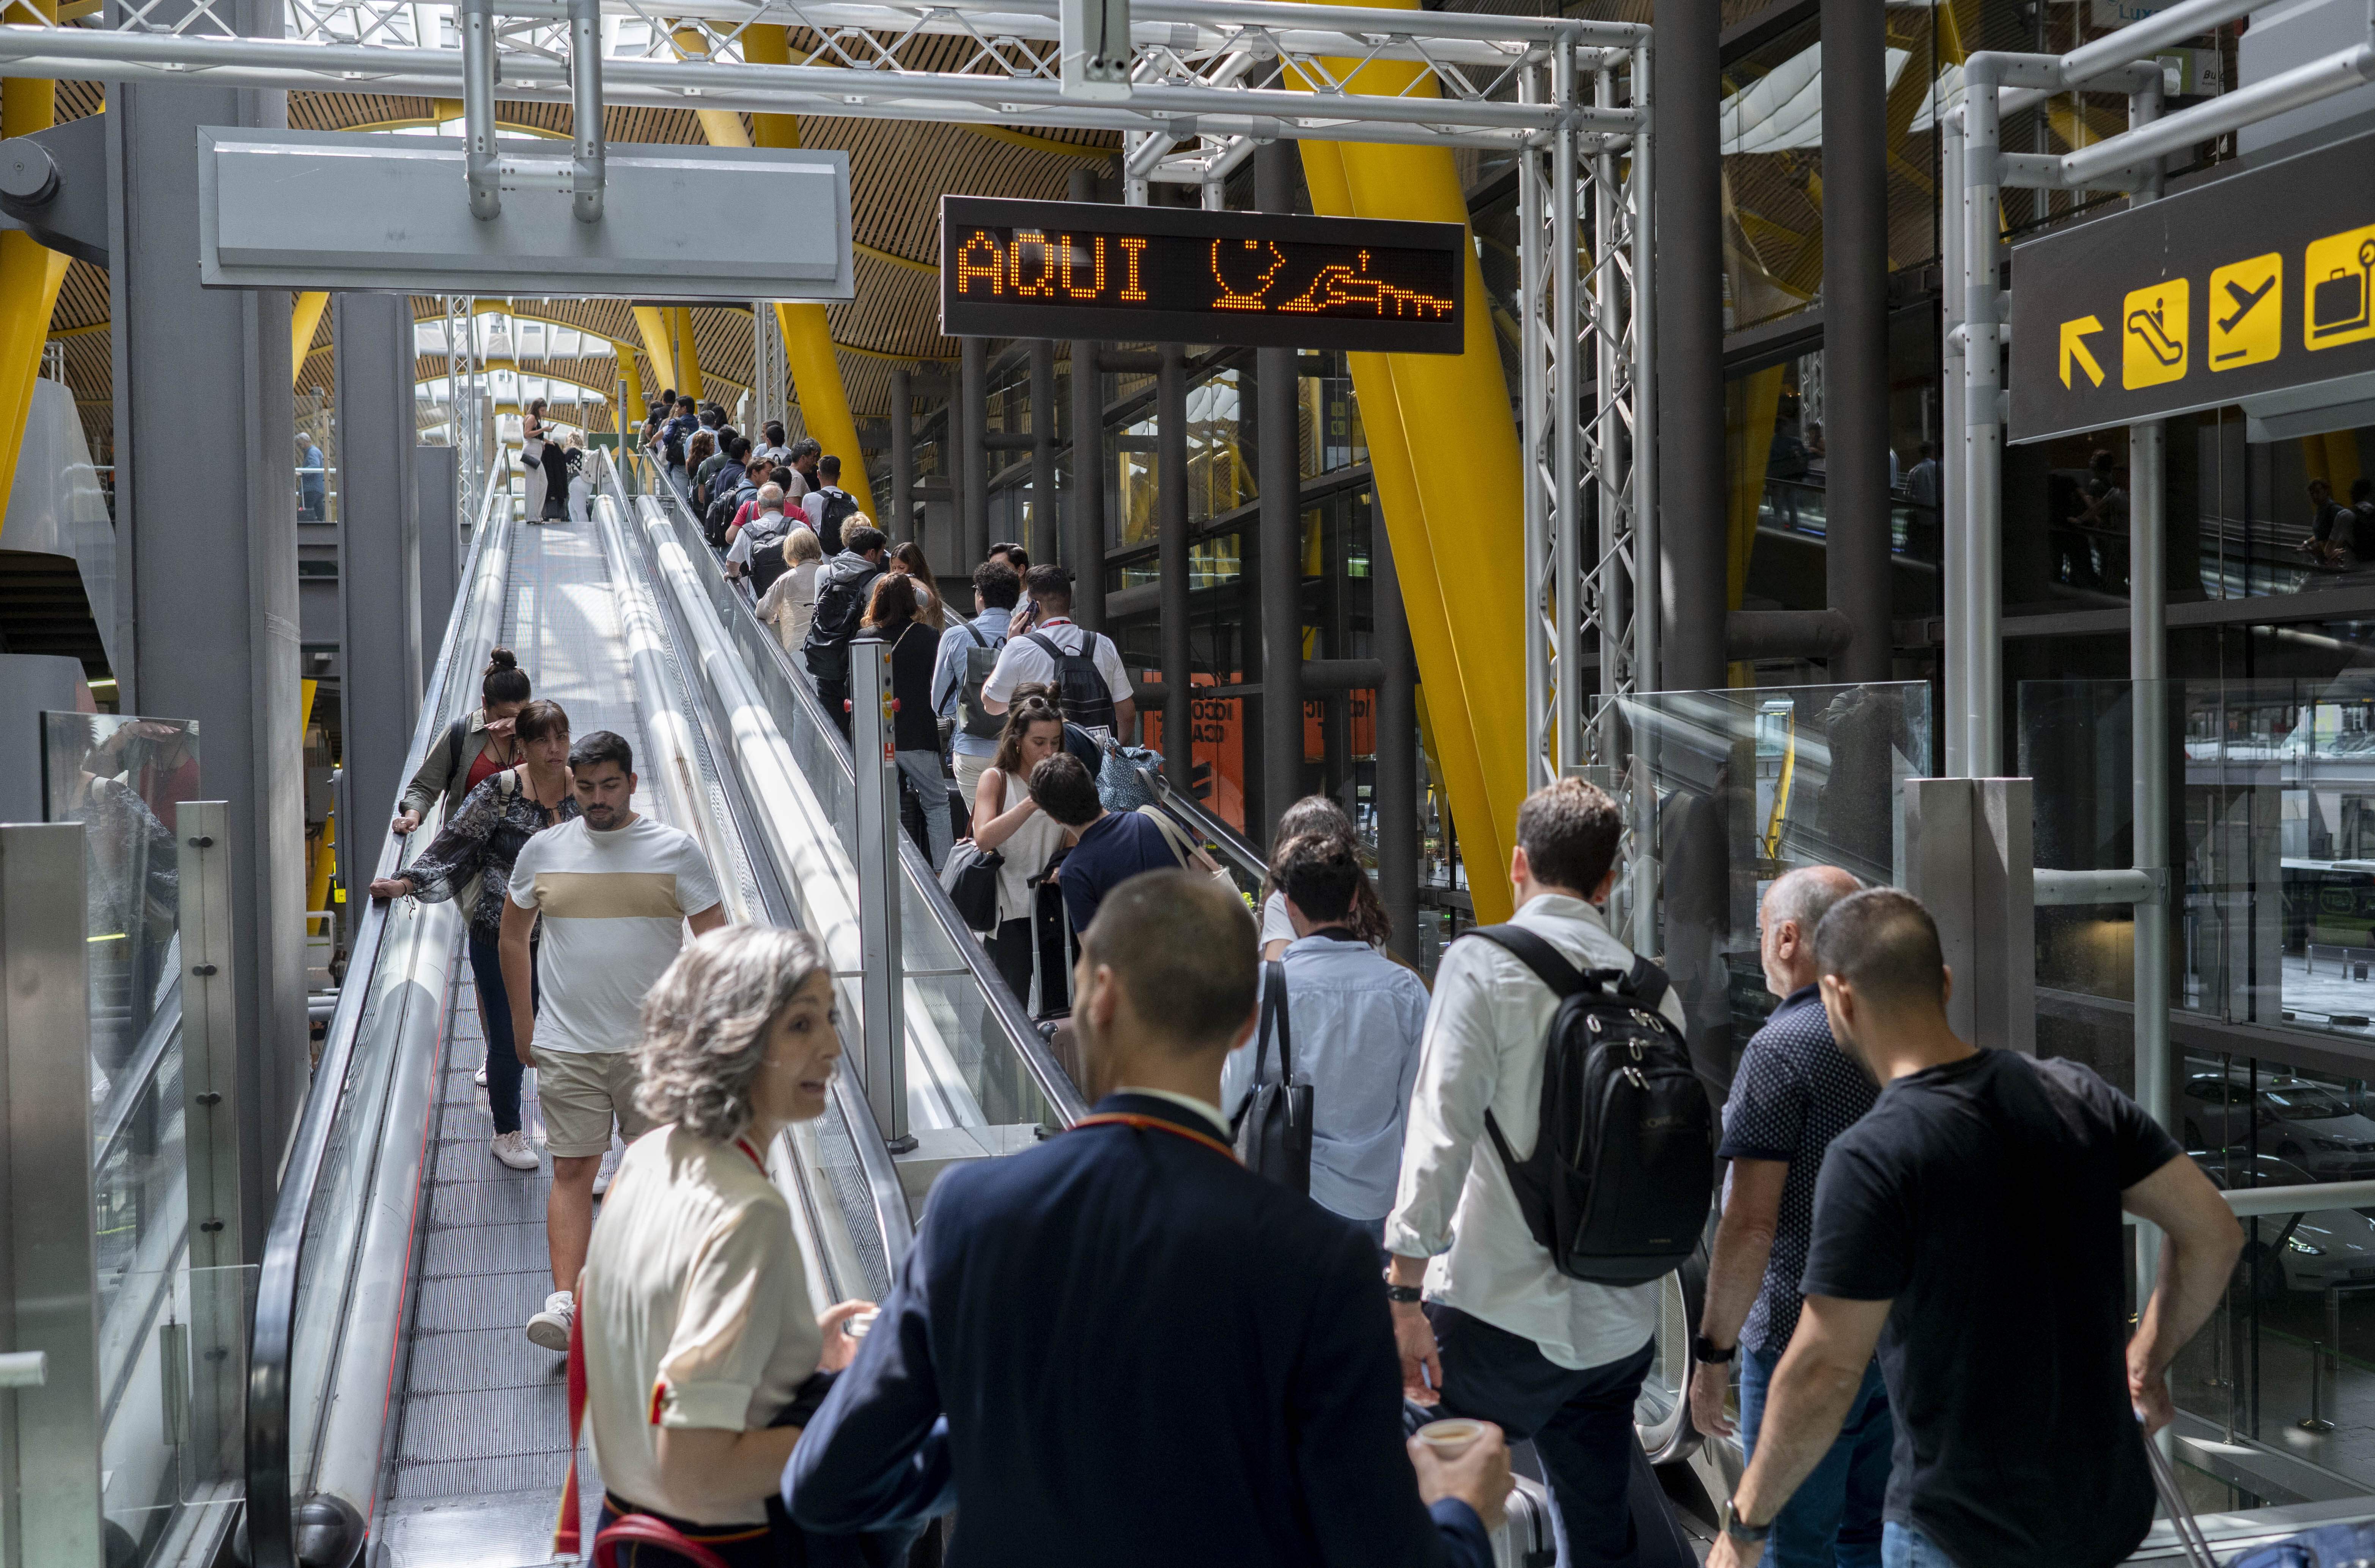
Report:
1707,889,2241,1568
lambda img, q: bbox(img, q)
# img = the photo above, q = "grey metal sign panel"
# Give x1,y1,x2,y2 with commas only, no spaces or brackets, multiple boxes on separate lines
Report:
196,129,852,299
2007,127,2375,445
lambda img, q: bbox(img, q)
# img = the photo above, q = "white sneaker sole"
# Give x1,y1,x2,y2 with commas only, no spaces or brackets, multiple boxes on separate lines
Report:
526,1312,571,1352
491,1142,538,1172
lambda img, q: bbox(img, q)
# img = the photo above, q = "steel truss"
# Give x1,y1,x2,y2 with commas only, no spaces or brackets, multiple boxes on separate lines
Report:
0,0,1648,784
442,293,484,523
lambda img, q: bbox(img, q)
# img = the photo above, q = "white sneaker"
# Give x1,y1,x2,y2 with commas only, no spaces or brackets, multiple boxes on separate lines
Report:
489,1130,538,1171
474,1062,488,1087
591,1163,613,1198
527,1290,574,1351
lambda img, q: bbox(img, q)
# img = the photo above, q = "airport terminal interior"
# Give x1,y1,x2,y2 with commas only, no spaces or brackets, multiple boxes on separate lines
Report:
9,0,2375,1562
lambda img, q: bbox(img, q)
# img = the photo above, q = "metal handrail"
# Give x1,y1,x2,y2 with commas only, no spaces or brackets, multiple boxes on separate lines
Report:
642,480,1087,1126
1103,739,1268,887
2223,1181,2375,1219
92,977,181,1170
243,459,511,1568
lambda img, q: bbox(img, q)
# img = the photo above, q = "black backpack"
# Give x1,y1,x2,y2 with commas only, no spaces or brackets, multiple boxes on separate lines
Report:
705,482,757,548
957,622,1007,740
1467,925,1714,1287
802,560,882,685
815,488,860,555
1026,630,1117,734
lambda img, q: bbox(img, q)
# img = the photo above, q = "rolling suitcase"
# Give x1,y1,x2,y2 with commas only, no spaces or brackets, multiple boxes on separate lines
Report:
1491,1474,1556,1568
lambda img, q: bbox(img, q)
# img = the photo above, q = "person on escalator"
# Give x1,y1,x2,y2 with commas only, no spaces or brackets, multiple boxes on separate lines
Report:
802,456,862,555
1256,795,1391,962
503,730,727,1353
755,525,825,656
1031,751,1217,935
724,483,790,585
803,524,887,739
934,559,1022,804
864,571,955,872
393,647,533,838
783,872,1510,1568
369,698,578,1174
574,925,876,1568
966,696,1069,1004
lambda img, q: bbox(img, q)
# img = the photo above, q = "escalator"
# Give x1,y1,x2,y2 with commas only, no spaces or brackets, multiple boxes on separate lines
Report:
239,457,1077,1568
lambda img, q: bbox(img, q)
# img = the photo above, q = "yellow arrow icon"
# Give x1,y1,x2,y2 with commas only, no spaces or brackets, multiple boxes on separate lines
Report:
2061,315,2106,389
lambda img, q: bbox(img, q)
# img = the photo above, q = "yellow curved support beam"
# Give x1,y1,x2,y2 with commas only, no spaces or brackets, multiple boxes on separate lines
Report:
0,0,68,537
292,291,330,387
630,304,678,394
1294,42,1523,923
725,23,879,521
670,306,704,400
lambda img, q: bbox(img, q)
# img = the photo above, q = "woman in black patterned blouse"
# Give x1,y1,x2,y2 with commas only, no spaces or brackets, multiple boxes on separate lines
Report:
371,698,578,1171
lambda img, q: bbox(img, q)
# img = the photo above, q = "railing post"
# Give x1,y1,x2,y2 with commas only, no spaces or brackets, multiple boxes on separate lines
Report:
848,636,911,1150
176,801,245,1490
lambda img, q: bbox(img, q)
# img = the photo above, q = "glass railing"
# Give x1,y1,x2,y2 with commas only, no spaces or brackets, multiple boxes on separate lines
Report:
244,466,514,1568
634,474,1085,1131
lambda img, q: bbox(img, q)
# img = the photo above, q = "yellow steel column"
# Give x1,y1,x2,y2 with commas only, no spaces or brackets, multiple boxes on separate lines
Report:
1296,101,1521,921
670,306,703,400
631,305,678,393
0,0,70,528
291,291,330,388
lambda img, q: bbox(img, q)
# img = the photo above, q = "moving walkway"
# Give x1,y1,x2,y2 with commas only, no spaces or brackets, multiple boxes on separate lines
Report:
239,457,1076,1568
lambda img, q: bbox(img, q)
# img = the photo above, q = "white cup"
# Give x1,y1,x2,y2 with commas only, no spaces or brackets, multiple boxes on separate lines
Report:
1415,1418,1485,1460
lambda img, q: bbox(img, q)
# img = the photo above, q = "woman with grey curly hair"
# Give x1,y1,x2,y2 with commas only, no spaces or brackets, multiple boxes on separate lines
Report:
573,925,875,1565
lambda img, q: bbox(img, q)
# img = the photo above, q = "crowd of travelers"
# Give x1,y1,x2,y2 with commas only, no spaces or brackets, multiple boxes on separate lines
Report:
361,429,2252,1568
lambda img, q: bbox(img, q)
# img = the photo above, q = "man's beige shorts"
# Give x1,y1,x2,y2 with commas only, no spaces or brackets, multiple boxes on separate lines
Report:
536,1049,652,1159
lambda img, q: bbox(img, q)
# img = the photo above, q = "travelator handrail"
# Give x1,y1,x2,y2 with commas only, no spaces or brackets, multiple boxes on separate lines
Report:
243,460,513,1568
1102,741,1268,893
641,481,1086,1127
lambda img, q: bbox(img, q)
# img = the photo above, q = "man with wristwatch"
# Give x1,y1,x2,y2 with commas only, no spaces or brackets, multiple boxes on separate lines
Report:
1689,867,1890,1567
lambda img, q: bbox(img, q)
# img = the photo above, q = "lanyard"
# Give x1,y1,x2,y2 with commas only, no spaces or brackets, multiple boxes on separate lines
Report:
1070,1111,1240,1164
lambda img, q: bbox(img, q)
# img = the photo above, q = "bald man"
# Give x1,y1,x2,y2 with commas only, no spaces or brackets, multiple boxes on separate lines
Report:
1688,866,1888,1568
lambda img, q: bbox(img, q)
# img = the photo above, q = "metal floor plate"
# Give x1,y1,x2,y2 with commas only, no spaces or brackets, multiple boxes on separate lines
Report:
374,517,670,1568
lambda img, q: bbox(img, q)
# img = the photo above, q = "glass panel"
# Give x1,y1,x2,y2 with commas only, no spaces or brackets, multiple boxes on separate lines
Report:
101,1262,254,1563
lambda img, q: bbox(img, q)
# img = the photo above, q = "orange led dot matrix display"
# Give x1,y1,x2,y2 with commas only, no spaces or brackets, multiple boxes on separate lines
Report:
940,196,1465,354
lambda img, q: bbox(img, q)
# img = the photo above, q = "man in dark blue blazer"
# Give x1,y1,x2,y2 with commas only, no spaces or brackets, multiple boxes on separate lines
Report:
784,869,1510,1567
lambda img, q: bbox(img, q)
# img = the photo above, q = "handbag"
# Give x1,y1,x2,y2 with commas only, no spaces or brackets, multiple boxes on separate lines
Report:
1134,805,1241,900
940,771,1007,932
1230,959,1313,1194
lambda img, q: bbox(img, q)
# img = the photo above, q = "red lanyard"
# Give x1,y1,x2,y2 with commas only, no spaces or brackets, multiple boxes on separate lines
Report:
1070,1111,1240,1164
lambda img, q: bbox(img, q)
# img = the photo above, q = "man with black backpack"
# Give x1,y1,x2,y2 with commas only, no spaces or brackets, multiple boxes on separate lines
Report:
803,523,888,738
980,564,1136,745
1387,776,1702,1568
934,558,1021,803
802,454,862,555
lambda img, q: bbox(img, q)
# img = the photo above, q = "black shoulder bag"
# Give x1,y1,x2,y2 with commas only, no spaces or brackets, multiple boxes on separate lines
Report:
1230,959,1313,1193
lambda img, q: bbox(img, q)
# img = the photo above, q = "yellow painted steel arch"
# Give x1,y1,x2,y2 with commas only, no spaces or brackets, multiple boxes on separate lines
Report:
0,0,71,534
1293,17,1526,924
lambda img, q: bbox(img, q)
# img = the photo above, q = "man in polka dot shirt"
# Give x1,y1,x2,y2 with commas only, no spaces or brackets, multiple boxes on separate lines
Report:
1688,865,1889,1568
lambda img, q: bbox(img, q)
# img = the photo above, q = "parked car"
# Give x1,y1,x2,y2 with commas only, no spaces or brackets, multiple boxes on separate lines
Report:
2178,1071,2375,1180
2192,1151,2375,1298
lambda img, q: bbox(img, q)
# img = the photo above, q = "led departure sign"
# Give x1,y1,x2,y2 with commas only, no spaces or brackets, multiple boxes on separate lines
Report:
939,196,1466,354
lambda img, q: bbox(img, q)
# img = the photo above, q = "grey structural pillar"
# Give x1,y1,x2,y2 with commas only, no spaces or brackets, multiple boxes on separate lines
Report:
108,22,308,1265
1821,0,1894,681
1373,525,1420,965
959,335,989,567
333,292,424,861
1158,343,1192,791
889,365,912,539
416,443,459,657
1030,338,1058,567
1256,140,1305,842
1653,0,1728,692
1066,165,1106,629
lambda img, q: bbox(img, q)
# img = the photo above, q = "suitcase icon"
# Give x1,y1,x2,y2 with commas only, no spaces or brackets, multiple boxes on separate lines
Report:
2311,239,2375,339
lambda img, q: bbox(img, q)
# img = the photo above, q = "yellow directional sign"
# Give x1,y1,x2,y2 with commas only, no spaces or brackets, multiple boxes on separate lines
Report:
2122,279,2189,388
2305,222,2375,351
2208,252,2282,370
2060,316,2105,388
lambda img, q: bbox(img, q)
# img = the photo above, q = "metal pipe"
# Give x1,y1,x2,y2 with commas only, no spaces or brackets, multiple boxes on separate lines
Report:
1257,140,1303,840
2225,1180,2375,1219
1592,58,1625,750
2060,42,2375,188
1068,167,1107,627
1158,342,1192,787
1824,0,1892,684
1942,102,1967,778
568,0,604,222
1963,58,2005,773
889,365,913,540
2034,867,2157,905
2055,0,2262,93
1030,338,1057,565
1629,33,1656,704
1653,0,1724,693
959,334,987,566
2131,77,2173,1169
459,0,499,218
1519,56,1551,791
1551,38,1581,774
1375,524,1419,965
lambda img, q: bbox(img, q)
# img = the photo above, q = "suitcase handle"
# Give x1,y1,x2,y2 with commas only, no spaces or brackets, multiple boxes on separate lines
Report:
2141,1415,2216,1568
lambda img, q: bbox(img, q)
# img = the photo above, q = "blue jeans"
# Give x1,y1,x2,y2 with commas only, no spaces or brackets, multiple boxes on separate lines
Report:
1739,1342,1891,1568
895,750,955,870
1880,1521,1954,1568
468,933,535,1136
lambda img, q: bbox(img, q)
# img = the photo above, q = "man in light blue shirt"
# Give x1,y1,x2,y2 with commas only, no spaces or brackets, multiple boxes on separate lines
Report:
1223,831,1429,1237
933,559,1022,803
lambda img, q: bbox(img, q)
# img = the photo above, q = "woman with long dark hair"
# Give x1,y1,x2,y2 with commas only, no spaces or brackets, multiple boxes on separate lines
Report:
966,697,1068,1003
1257,795,1390,960
393,647,533,837
370,698,579,1171
865,573,955,871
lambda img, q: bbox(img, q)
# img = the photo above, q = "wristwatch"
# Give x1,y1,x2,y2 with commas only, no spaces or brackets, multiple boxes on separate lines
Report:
1691,1333,1736,1365
1386,1282,1424,1305
1718,1498,1771,1545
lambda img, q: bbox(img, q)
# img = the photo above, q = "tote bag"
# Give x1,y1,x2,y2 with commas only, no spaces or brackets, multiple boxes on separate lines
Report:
1230,959,1313,1194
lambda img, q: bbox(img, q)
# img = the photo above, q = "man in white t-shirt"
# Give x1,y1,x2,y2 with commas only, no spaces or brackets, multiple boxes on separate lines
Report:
501,730,726,1351
980,563,1136,744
